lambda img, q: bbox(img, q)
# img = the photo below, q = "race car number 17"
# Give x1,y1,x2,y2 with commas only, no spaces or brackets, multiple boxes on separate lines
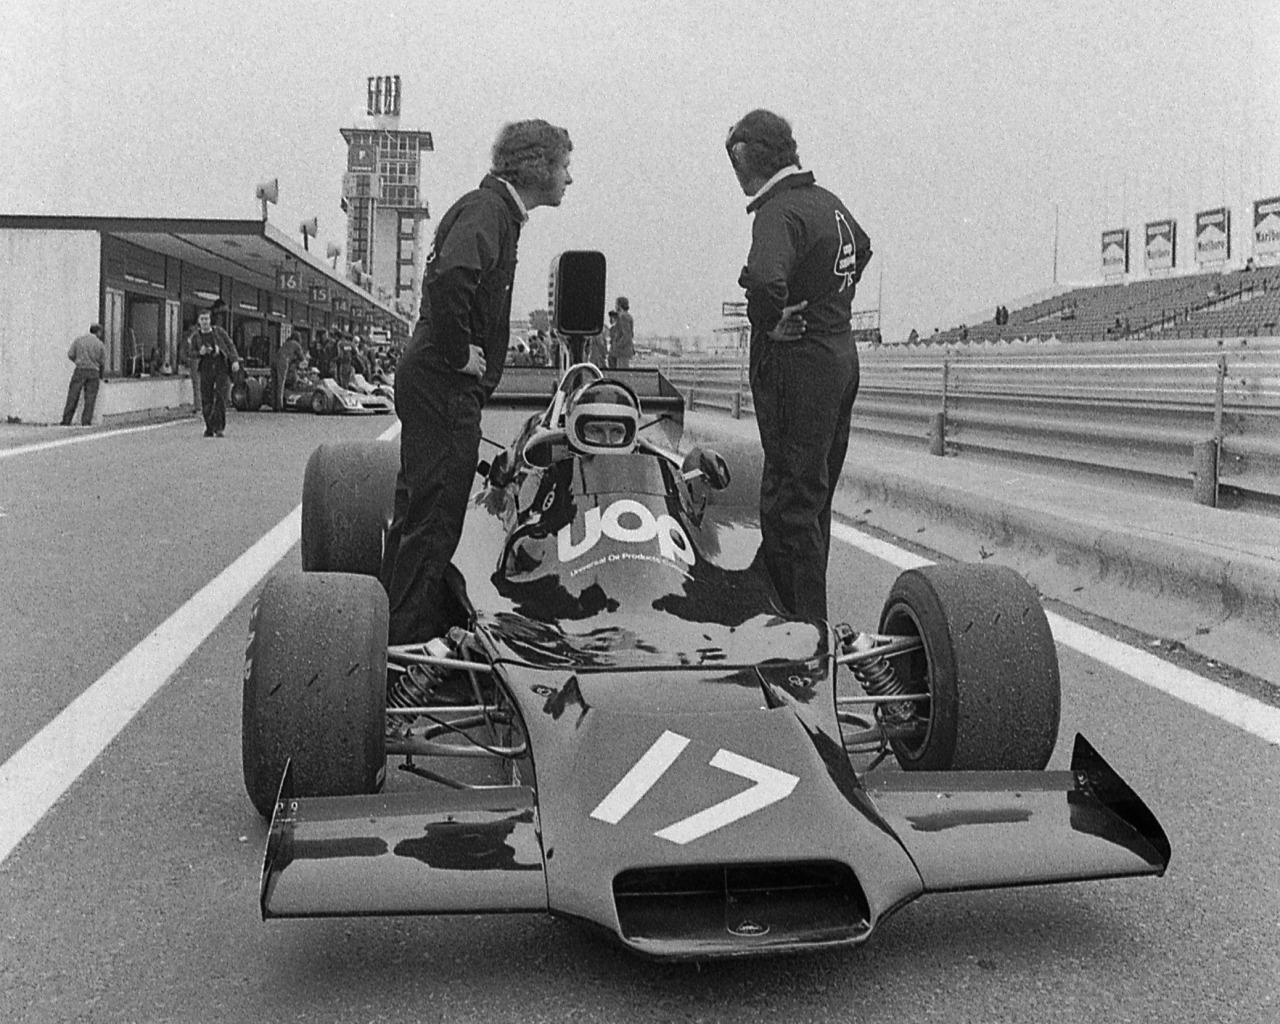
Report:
590,730,798,844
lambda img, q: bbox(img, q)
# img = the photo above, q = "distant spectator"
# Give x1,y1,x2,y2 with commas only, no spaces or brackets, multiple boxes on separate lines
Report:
273,333,306,410
609,296,634,368
61,324,106,426
321,332,340,378
588,328,608,367
1245,257,1256,273
179,321,204,417
959,324,969,342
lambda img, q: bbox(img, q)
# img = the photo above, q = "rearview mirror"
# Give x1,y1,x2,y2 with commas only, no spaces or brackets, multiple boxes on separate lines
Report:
681,446,731,490
548,251,607,336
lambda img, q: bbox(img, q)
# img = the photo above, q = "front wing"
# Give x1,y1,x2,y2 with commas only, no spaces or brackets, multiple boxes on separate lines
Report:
260,732,1168,959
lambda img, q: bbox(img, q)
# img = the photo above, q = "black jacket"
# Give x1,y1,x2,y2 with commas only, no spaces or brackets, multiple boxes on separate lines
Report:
405,174,524,396
739,170,872,347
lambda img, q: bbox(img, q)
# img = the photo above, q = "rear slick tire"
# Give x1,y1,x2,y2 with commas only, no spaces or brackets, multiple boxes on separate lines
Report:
878,563,1060,772
301,440,399,576
246,377,266,412
242,572,388,818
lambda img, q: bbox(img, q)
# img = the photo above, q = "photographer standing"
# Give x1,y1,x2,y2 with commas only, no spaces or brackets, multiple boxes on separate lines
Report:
189,307,241,437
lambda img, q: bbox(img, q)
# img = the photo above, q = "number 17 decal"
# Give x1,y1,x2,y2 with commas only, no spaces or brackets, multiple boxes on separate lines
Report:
589,730,799,845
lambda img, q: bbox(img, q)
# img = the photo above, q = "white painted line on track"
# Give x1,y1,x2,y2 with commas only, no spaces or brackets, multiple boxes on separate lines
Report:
0,418,187,459
0,506,300,866
831,520,1280,747
0,421,401,866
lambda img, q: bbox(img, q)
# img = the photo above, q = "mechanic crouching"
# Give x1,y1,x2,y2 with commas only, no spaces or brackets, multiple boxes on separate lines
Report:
726,109,873,622
380,119,573,645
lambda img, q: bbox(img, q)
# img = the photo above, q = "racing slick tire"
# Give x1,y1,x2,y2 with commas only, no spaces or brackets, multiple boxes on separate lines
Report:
310,389,330,415
242,572,388,818
877,563,1060,772
301,440,399,576
245,377,266,412
232,376,267,412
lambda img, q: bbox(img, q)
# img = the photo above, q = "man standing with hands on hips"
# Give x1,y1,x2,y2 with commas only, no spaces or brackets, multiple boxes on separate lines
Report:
381,119,573,645
726,109,873,622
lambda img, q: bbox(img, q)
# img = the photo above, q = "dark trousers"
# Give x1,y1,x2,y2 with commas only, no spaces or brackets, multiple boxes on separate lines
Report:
199,359,231,433
750,334,859,622
61,368,101,425
381,352,484,645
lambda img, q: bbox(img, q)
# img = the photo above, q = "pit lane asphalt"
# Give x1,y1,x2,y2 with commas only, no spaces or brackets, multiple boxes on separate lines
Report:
1,407,1277,1023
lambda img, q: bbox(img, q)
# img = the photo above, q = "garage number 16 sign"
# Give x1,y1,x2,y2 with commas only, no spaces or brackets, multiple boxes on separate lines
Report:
275,269,302,292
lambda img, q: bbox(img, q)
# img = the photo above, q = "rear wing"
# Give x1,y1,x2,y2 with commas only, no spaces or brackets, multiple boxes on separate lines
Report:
491,367,685,445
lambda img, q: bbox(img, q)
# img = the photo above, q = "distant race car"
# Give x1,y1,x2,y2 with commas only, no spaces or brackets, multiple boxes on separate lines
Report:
231,366,392,416
241,352,1170,960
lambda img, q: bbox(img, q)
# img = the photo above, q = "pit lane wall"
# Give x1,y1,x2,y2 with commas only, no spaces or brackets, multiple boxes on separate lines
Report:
661,336,1280,507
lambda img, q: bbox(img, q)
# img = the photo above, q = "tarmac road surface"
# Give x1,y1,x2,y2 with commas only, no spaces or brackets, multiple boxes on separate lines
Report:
0,407,1277,1023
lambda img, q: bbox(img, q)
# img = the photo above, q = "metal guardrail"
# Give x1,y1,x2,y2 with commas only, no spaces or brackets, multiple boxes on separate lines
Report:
655,337,1280,507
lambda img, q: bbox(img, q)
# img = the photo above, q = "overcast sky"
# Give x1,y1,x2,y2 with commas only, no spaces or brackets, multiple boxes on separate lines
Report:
3,0,1277,341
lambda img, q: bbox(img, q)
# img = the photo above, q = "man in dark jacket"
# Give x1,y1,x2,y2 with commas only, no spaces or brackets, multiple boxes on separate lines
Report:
609,296,634,368
381,119,573,644
189,307,241,437
726,109,872,621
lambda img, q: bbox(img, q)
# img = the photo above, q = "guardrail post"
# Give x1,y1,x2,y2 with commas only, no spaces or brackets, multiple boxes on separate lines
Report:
1192,355,1227,507
929,356,949,456
732,390,742,419
1192,440,1218,506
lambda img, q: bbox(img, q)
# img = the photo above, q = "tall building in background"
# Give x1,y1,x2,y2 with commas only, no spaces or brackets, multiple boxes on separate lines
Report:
340,75,433,321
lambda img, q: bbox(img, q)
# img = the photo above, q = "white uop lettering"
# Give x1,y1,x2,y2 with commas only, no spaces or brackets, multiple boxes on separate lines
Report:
558,507,602,561
558,499,696,566
601,499,656,543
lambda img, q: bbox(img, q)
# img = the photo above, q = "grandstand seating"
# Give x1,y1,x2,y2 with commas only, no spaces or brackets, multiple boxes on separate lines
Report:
923,265,1280,346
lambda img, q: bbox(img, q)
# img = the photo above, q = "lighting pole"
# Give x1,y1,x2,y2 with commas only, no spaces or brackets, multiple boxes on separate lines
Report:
1053,202,1060,285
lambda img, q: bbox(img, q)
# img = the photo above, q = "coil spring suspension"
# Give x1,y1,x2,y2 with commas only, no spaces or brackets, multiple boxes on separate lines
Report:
843,630,917,723
387,637,454,710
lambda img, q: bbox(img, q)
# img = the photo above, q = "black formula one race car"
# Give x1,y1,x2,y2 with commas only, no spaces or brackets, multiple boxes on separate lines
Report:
241,254,1169,961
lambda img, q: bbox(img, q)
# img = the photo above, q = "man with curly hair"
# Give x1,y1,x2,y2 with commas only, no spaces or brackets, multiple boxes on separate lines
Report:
726,109,872,622
382,119,573,645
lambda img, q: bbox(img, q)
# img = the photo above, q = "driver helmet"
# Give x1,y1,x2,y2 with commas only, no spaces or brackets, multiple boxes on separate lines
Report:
565,379,641,456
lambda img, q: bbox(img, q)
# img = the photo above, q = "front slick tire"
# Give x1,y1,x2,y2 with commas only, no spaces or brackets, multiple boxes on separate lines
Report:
878,563,1060,772
242,572,388,818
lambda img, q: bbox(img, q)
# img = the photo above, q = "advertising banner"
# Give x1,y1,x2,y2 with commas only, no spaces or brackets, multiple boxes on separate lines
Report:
1101,229,1129,279
1195,207,1231,265
1254,196,1280,262
1144,220,1177,273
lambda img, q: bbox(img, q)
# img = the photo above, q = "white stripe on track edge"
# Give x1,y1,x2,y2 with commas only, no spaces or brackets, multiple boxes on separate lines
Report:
0,421,401,866
0,418,186,459
830,520,1280,747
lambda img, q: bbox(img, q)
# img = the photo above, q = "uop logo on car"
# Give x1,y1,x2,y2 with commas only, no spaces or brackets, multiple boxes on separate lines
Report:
558,499,695,566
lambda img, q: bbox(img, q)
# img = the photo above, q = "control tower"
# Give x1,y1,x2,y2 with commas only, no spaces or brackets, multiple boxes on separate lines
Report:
339,75,433,318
